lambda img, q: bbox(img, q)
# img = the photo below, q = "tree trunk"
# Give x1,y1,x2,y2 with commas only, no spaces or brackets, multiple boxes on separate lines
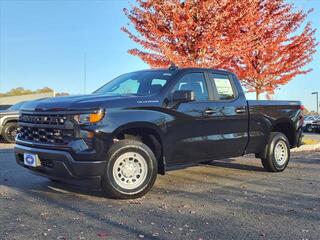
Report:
256,91,260,100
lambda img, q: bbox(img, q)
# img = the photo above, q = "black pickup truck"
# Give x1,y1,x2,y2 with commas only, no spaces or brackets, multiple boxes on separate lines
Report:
15,68,303,199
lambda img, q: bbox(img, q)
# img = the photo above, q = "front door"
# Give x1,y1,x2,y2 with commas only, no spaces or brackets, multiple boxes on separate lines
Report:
167,72,218,164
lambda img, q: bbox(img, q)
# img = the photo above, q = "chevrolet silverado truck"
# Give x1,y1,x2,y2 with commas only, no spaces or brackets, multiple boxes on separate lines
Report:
15,68,303,199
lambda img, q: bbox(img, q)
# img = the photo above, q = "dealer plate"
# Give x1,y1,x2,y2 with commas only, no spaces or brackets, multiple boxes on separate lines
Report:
23,153,40,167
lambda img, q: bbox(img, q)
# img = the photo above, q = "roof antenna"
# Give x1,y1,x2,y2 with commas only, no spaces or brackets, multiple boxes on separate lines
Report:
169,62,178,70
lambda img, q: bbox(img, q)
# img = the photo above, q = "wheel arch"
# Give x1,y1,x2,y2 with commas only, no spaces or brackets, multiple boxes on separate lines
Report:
271,119,296,147
3,117,18,127
112,122,166,175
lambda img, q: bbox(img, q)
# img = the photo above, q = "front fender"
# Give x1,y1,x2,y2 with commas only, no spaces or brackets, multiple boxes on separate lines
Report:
111,121,165,141
94,108,173,136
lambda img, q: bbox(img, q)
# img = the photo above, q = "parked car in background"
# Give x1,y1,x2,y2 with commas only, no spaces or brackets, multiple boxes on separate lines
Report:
311,119,320,133
0,101,27,143
15,68,303,199
303,115,320,132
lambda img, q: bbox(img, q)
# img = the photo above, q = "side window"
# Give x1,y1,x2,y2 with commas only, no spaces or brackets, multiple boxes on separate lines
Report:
149,79,167,94
172,73,209,101
151,79,167,86
211,73,235,100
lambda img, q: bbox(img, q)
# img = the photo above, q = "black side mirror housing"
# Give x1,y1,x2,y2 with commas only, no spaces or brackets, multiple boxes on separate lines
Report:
172,90,195,103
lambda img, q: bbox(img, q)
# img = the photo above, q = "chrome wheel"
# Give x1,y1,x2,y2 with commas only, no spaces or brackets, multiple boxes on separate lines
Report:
5,125,18,142
113,152,148,190
9,127,17,140
274,140,288,166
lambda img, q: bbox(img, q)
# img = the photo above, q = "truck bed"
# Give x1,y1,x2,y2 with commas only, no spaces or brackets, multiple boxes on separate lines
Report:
246,100,302,154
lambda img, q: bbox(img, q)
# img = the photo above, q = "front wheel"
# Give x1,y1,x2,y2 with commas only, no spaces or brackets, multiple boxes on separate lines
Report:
101,139,158,199
261,132,290,172
2,122,18,143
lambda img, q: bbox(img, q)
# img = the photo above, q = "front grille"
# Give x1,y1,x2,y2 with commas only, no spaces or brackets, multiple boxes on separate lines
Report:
18,126,74,145
19,114,68,125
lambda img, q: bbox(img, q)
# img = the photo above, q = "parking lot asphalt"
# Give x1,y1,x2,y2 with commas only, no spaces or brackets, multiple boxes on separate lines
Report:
0,143,319,240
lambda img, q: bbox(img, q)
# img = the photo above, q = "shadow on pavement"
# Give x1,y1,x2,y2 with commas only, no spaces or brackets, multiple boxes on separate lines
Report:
201,158,265,172
1,148,320,239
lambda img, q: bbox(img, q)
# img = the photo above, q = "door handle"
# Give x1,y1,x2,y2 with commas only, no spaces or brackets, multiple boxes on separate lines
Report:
235,107,246,114
204,108,216,115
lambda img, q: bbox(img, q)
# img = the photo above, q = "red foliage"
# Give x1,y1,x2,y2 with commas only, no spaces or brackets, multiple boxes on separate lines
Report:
122,0,317,99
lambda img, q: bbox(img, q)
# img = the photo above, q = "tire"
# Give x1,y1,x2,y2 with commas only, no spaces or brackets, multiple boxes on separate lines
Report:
2,122,18,143
305,125,313,133
261,132,290,172
101,139,158,199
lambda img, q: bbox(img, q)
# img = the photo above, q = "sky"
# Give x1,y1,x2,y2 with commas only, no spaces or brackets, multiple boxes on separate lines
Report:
0,0,319,111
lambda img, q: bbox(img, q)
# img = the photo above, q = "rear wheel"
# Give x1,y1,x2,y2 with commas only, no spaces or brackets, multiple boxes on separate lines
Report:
261,132,290,172
101,139,158,199
2,122,18,143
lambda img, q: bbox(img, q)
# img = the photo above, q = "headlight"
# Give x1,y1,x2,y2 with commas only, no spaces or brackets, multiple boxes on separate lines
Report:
74,110,105,125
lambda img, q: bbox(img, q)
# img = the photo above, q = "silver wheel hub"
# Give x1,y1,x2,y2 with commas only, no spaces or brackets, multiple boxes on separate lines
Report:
113,152,148,190
11,130,17,138
274,140,288,166
7,126,17,140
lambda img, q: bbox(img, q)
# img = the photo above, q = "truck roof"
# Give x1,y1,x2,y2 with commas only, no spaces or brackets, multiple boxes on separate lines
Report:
132,67,233,75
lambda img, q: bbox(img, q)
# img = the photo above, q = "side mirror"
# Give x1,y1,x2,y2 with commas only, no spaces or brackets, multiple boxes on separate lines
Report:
172,90,195,103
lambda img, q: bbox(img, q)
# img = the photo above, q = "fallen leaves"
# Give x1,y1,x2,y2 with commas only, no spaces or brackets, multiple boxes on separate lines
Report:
97,231,109,238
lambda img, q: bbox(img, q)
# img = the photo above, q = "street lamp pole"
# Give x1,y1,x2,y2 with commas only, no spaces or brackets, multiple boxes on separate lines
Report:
312,92,319,114
83,53,87,94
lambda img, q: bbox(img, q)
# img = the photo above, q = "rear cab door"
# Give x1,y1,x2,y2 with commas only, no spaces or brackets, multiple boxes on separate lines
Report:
166,70,217,164
204,70,249,158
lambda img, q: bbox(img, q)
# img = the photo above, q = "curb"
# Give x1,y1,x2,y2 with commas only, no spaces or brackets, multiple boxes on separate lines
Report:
292,143,320,153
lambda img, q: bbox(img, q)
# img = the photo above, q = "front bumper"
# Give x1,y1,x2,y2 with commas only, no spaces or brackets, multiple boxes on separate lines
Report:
15,144,106,185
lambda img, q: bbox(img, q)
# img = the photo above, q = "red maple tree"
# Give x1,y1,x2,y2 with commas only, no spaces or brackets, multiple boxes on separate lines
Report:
122,0,317,99
233,1,317,99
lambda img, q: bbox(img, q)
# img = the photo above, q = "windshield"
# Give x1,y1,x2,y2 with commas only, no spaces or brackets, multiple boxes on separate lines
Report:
8,101,26,111
94,71,173,96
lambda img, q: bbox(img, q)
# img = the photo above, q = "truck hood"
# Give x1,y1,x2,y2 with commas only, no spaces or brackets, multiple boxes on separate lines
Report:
21,94,161,112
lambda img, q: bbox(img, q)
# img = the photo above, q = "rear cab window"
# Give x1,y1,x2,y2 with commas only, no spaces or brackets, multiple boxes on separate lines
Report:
209,73,236,101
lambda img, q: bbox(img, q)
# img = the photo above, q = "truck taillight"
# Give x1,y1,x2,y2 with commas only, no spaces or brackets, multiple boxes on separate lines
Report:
300,105,305,111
